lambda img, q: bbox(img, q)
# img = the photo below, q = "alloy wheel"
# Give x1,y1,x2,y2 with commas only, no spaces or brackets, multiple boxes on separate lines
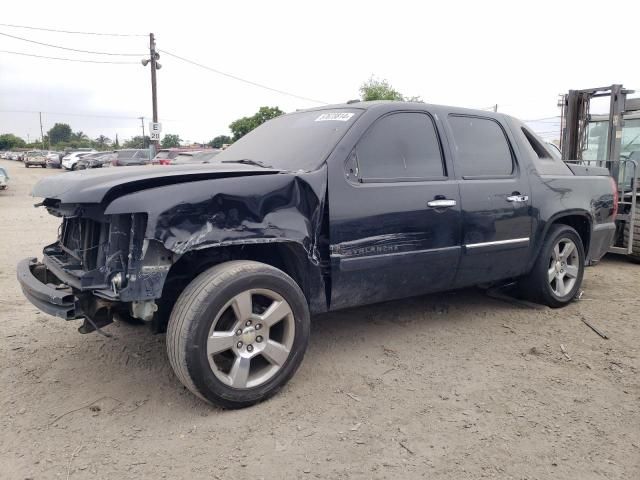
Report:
548,238,580,297
206,288,295,389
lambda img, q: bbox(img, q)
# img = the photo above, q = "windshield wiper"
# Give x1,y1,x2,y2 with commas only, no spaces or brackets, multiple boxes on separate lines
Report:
221,159,272,168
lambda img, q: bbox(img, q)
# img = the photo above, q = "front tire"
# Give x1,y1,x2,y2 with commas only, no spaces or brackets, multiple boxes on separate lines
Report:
521,224,585,308
167,260,310,409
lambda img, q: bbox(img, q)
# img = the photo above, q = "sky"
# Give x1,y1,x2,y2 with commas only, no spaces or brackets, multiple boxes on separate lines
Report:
1,0,639,145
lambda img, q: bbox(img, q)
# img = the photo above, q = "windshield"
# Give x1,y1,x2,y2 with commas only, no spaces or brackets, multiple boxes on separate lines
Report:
215,108,362,171
622,118,640,159
583,117,640,189
583,121,608,161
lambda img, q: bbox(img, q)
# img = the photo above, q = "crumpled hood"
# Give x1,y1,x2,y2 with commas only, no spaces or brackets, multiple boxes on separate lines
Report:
32,163,280,204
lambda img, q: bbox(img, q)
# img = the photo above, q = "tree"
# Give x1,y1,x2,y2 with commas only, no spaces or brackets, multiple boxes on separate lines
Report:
71,131,88,142
123,135,150,149
47,123,72,145
229,106,284,141
161,133,181,148
95,135,112,149
359,75,422,102
208,135,232,149
0,133,26,150
253,106,285,125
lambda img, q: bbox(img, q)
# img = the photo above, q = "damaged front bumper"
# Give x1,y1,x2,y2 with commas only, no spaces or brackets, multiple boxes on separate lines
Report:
17,257,83,320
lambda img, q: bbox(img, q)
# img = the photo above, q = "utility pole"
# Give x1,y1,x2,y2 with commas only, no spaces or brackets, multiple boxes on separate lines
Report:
141,33,161,155
149,33,159,154
493,104,498,112
139,116,146,148
39,112,45,149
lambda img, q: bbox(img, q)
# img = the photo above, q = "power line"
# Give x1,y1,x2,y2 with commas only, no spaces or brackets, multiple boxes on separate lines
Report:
0,22,146,37
524,116,561,123
0,49,139,64
0,109,180,122
159,49,328,105
0,109,143,119
0,31,145,56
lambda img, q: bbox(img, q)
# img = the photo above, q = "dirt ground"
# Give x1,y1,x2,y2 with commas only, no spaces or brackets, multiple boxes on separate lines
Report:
0,158,638,480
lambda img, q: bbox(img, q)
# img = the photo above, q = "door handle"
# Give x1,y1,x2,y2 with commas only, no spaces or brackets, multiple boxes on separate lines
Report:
427,199,457,208
506,195,529,203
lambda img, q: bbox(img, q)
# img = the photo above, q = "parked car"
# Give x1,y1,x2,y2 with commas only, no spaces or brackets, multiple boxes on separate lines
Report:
23,150,47,168
61,150,96,170
167,150,221,165
9,152,21,161
1,151,11,160
110,149,150,167
0,166,8,189
76,151,117,169
46,151,64,169
18,101,617,409
151,148,200,165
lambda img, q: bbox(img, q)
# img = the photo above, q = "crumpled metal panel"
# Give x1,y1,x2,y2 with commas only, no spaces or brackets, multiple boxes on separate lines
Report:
104,167,327,262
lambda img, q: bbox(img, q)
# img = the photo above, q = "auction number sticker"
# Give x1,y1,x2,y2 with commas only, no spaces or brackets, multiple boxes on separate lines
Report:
315,112,354,122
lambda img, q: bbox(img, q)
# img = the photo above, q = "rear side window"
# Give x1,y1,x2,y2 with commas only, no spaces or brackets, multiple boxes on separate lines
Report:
355,112,445,181
521,127,552,159
448,115,514,177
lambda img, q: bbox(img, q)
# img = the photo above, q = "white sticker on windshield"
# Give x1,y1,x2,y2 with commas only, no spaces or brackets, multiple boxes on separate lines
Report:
315,112,354,122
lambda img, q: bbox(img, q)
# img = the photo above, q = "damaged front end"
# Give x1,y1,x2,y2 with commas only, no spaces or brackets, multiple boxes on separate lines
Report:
18,163,329,334
17,200,173,333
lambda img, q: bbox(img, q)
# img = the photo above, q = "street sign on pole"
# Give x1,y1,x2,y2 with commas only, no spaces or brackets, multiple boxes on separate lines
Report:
149,122,162,141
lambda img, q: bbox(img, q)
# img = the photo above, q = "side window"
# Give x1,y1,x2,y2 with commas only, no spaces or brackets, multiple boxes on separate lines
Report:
355,112,445,181
448,115,514,177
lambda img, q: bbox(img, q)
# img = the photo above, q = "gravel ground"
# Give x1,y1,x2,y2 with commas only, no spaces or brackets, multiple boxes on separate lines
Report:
1,158,638,479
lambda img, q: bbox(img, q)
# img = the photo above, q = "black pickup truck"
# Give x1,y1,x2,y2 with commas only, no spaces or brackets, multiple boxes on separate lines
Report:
18,101,617,408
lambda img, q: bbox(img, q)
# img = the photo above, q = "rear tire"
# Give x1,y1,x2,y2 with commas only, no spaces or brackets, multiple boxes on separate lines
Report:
166,260,310,409
520,224,585,308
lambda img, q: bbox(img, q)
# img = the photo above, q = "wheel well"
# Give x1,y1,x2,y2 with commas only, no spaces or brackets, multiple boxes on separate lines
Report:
551,214,591,253
152,242,309,332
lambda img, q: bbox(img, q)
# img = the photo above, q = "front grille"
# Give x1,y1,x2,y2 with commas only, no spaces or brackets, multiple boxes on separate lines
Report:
60,217,104,270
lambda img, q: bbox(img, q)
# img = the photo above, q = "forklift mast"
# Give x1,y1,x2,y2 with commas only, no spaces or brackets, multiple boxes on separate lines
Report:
560,84,634,180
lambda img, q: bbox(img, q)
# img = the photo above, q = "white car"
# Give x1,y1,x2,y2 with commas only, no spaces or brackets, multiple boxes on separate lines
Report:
61,150,96,170
0,167,8,190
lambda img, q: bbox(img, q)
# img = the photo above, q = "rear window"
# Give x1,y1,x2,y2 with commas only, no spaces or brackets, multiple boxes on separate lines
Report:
117,150,141,159
448,115,514,178
153,150,180,160
173,154,193,163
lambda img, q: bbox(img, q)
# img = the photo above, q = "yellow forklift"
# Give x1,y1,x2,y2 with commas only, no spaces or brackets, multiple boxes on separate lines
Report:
560,84,640,261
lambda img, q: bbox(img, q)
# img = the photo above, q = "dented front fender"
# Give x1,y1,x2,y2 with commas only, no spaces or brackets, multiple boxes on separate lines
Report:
104,167,328,263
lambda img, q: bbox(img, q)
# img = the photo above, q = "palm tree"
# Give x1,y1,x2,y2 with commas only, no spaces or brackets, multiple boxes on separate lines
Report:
71,131,88,142
95,135,111,148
